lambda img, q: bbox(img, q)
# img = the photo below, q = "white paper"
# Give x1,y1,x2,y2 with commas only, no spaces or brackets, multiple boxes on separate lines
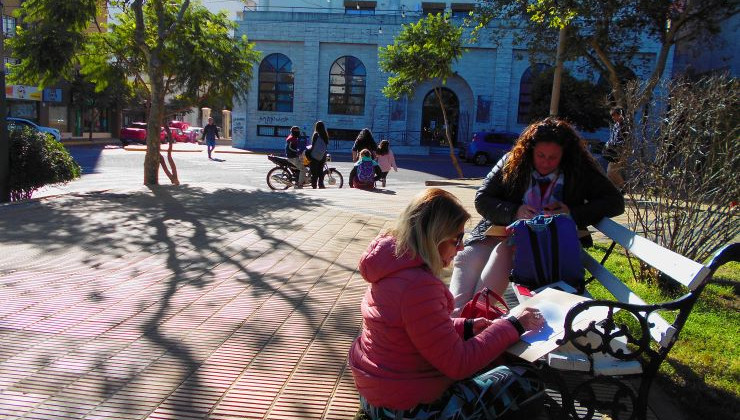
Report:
506,288,595,362
521,301,566,343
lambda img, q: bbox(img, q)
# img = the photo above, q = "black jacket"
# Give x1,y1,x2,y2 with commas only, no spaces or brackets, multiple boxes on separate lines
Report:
469,154,624,246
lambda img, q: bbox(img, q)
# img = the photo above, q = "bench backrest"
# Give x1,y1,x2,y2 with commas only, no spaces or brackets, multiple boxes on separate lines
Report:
581,218,711,348
593,218,711,291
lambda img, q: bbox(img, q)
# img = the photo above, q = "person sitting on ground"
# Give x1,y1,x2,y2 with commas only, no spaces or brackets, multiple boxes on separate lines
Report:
285,126,307,188
349,148,382,188
352,128,378,162
375,139,398,188
349,188,546,420
448,117,625,315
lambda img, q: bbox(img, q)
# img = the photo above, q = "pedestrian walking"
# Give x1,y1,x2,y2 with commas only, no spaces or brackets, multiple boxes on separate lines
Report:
202,117,220,160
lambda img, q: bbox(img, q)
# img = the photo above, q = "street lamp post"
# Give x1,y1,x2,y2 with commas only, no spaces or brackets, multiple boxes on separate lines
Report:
0,0,9,202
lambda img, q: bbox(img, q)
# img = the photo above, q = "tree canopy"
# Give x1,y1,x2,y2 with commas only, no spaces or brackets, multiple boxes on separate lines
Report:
472,0,739,107
8,0,261,185
379,13,466,177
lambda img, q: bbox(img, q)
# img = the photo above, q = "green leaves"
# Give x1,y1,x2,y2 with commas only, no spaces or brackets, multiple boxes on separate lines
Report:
7,0,100,87
473,0,739,108
379,13,466,177
8,128,81,201
526,0,577,28
378,13,465,99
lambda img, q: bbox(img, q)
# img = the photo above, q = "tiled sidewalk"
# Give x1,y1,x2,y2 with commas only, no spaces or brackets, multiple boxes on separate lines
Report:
0,183,668,420
0,185,397,419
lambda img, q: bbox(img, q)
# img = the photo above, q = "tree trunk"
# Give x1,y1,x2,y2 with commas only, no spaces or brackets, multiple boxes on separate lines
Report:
435,87,464,178
88,108,98,141
144,60,164,186
549,26,567,116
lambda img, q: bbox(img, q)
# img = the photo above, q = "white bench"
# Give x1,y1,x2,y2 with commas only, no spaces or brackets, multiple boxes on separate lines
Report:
540,217,738,420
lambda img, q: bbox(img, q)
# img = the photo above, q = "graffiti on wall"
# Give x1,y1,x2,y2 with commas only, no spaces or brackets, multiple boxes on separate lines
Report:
258,115,290,124
232,116,246,140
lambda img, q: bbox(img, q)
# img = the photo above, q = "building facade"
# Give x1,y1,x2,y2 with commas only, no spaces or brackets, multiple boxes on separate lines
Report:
232,0,670,153
674,13,739,79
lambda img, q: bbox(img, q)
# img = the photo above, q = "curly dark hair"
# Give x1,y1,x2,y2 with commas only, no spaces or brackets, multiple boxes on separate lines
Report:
502,117,598,188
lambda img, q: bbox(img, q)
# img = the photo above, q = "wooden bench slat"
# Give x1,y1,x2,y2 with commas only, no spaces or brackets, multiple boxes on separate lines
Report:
582,251,676,348
593,218,711,290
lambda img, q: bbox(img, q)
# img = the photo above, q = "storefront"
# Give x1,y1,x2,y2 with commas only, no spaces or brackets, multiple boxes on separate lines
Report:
5,84,68,133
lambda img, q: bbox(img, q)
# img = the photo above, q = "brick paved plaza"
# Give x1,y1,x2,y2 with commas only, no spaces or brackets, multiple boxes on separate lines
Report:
0,181,671,419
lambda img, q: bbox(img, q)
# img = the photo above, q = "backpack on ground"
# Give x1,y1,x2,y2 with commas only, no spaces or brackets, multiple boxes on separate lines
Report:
356,160,376,185
509,214,585,292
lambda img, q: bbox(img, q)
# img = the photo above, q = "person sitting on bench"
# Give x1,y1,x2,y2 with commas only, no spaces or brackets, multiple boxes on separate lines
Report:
448,117,625,315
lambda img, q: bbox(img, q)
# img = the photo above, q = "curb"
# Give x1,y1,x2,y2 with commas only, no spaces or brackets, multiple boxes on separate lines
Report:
425,178,484,186
62,139,119,146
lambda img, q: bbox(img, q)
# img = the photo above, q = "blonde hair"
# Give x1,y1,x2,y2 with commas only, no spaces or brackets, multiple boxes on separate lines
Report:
360,148,372,158
390,188,470,276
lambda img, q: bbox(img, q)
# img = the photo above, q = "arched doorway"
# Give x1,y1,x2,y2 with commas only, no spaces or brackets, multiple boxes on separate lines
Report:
421,88,459,147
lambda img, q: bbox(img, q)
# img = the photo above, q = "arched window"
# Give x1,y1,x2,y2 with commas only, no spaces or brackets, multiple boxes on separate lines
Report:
517,63,551,124
258,53,294,112
328,56,366,115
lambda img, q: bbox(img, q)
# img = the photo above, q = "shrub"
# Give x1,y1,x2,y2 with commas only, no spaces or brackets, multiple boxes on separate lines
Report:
9,128,81,201
621,75,739,264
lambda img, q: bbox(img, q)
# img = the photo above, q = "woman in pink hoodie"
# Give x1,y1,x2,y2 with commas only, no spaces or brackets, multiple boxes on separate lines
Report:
375,139,398,188
348,188,545,419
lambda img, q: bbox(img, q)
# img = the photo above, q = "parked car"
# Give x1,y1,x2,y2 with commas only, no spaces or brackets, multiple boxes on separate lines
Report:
168,120,190,131
119,122,148,146
163,127,188,143
183,126,203,143
459,130,519,166
120,122,187,146
6,117,62,141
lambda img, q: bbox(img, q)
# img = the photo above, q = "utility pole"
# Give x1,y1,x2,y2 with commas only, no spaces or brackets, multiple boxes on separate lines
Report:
0,0,9,203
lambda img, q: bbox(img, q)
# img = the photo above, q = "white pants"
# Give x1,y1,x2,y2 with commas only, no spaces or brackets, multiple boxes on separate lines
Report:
606,160,625,189
288,156,307,186
448,236,514,316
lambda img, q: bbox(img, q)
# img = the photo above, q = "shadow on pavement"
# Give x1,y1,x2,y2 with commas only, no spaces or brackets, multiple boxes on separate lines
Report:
0,186,372,418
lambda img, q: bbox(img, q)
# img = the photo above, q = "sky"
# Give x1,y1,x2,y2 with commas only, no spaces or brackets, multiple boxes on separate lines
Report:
200,0,246,17
108,1,247,22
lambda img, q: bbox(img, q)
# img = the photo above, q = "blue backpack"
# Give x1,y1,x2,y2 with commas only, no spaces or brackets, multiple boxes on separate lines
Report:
509,214,585,292
356,160,376,184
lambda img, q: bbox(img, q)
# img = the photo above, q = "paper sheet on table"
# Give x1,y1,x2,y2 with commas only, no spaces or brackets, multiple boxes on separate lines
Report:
506,288,608,362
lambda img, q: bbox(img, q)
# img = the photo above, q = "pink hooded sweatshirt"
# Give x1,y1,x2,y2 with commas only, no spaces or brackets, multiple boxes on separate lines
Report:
348,235,520,410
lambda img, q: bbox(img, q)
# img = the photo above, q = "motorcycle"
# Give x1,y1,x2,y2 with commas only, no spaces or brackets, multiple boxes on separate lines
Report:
266,153,344,190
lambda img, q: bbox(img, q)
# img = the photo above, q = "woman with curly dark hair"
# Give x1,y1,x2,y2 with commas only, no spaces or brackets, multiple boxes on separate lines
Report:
448,117,624,314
